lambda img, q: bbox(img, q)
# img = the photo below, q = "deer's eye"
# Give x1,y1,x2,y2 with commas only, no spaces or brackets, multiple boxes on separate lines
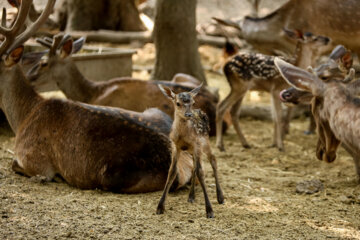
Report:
176,102,181,106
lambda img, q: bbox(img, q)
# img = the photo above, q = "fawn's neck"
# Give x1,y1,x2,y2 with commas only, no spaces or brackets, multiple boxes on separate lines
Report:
2,65,43,133
293,42,314,69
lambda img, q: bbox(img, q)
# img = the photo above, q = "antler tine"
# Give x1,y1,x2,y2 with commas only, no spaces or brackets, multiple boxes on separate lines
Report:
0,0,32,57
1,8,6,28
36,37,53,48
7,0,56,55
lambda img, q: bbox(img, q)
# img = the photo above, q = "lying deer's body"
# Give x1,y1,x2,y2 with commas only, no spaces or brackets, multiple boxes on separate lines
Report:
216,30,330,151
0,1,193,193
30,40,222,136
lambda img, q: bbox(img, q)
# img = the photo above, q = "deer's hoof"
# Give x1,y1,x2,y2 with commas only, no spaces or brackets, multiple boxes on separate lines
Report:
304,130,314,135
217,195,225,204
206,211,215,219
243,144,251,149
188,197,195,203
217,144,226,152
278,147,285,152
156,206,165,215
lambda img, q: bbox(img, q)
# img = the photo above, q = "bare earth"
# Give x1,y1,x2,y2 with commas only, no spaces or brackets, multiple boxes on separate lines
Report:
1,69,360,239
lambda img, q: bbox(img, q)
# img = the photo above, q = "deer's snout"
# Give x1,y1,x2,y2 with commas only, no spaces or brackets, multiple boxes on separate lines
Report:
279,89,293,102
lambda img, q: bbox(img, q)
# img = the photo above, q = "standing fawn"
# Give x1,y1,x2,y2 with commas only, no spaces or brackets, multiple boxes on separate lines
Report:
0,0,194,193
156,84,224,218
275,58,360,179
216,29,331,151
26,34,225,136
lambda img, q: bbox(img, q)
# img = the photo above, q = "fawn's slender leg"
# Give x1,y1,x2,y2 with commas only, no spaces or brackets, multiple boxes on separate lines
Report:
216,90,242,151
305,110,316,135
282,106,293,136
188,161,197,203
156,144,180,214
203,143,224,204
230,94,250,148
271,90,284,151
194,148,214,218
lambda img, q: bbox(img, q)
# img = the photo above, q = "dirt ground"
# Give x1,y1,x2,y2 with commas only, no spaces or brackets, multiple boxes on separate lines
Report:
2,1,360,239
2,42,360,239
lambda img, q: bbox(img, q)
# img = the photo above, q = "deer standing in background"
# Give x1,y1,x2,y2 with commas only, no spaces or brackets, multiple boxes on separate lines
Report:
275,57,360,180
216,29,330,151
26,34,224,136
0,0,194,193
156,84,224,218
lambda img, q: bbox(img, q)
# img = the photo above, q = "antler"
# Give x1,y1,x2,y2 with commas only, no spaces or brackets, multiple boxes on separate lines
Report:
0,0,56,57
36,33,71,56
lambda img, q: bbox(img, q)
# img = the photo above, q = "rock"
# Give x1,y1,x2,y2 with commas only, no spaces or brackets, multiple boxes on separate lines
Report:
296,179,324,194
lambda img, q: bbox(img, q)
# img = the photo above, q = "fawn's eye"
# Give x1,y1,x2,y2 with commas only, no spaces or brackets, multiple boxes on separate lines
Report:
176,102,180,106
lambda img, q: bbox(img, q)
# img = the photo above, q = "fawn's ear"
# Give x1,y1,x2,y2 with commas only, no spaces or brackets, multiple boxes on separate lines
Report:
4,46,24,67
60,38,73,58
189,82,203,97
340,51,353,70
275,58,325,96
158,84,175,100
21,50,48,66
72,37,85,54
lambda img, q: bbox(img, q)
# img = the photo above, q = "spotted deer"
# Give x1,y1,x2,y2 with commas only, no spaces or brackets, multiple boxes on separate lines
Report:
25,34,225,136
156,84,224,218
0,0,194,193
275,57,360,180
216,29,330,151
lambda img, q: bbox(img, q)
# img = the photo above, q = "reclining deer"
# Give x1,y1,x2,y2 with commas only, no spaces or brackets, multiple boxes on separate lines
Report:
1,0,194,193
25,35,225,136
216,29,330,151
275,57,360,180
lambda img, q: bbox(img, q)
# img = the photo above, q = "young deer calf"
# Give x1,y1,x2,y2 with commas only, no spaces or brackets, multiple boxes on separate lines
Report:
216,29,330,151
156,84,224,218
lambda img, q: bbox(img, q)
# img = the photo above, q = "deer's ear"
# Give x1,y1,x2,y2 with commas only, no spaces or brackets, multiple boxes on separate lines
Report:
21,50,48,66
158,84,175,100
60,39,73,58
329,45,347,60
189,82,203,97
275,58,325,95
73,37,85,54
5,46,24,67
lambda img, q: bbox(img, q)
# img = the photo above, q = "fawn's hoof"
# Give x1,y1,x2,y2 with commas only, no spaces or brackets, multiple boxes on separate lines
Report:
156,206,165,215
216,144,225,152
188,197,195,203
206,211,215,218
217,195,225,204
304,130,314,135
243,144,251,149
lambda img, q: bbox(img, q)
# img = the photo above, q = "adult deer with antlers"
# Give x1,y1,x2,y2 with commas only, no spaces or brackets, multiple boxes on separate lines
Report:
0,0,194,193
25,34,225,136
215,29,330,151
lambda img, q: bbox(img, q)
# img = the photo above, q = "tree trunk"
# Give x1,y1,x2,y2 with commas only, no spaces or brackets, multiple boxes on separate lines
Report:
57,0,146,31
152,0,206,83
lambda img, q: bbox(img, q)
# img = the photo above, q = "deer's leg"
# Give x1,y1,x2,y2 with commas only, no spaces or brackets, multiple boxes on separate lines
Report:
271,91,284,151
203,142,224,204
188,164,197,203
156,144,180,215
230,94,250,148
216,90,241,151
282,106,293,136
341,144,360,182
194,148,214,218
12,159,26,176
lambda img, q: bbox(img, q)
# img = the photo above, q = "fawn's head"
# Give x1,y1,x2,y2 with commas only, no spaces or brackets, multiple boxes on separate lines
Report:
275,58,345,162
280,45,353,105
27,34,85,89
158,83,203,119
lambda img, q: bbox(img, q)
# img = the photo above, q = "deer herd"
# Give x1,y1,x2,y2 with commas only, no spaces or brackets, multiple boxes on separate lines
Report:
1,0,360,219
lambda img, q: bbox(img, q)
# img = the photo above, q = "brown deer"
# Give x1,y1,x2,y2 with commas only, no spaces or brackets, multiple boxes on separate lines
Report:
156,84,224,218
275,57,360,179
25,34,224,136
215,29,330,151
0,0,194,193
280,45,354,134
213,0,360,55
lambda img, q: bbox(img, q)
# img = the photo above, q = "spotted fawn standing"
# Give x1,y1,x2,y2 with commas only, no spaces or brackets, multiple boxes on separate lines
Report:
156,83,224,218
